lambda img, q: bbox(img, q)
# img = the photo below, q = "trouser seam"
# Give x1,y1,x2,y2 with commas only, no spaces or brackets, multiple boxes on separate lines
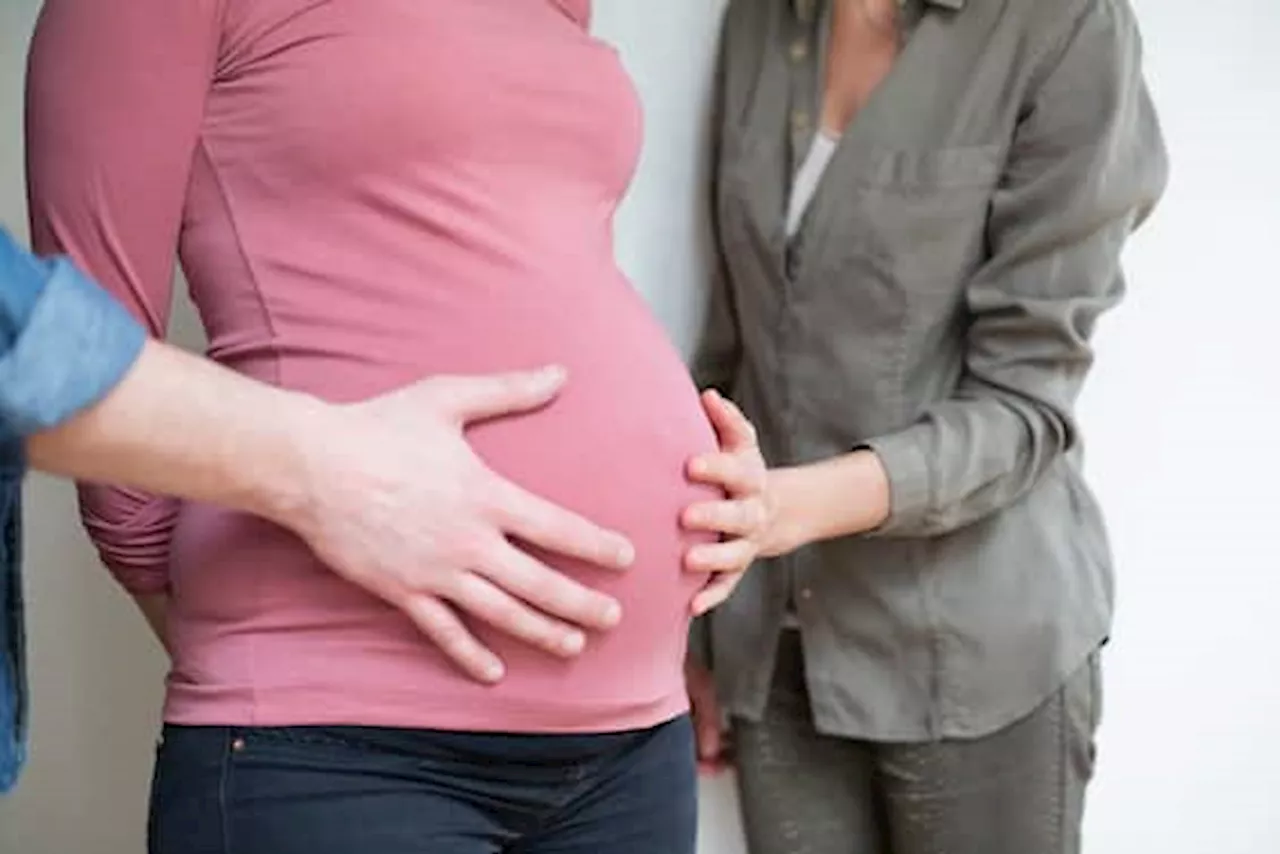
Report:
220,729,233,854
1055,684,1067,854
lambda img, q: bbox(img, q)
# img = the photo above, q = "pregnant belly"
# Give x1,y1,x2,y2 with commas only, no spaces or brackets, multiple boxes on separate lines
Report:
167,268,719,730
459,296,720,696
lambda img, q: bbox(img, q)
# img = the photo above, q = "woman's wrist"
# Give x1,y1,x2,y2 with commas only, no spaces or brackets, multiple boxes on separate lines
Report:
841,449,892,535
765,450,891,554
760,466,815,556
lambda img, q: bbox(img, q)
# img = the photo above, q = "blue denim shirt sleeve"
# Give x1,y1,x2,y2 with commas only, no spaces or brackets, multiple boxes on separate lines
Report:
0,228,147,794
0,232,43,357
0,228,148,438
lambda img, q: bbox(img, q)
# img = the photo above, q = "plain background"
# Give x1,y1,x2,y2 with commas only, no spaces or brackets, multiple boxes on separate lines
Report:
1,0,1277,851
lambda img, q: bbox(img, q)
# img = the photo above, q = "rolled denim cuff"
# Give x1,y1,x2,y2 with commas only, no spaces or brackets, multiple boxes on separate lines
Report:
0,258,146,437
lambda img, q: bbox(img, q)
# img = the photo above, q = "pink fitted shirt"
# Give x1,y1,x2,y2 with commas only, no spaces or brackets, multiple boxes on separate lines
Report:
26,0,718,732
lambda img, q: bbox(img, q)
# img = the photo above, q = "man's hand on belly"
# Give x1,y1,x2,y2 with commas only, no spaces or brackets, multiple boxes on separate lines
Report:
283,367,635,683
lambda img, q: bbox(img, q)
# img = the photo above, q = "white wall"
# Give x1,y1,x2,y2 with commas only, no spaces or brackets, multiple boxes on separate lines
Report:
1073,1,1280,850
1,1,1277,852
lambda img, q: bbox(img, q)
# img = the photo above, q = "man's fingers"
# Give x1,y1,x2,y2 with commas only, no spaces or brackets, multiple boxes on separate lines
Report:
683,498,766,538
447,572,591,659
491,478,635,571
685,537,757,575
687,451,764,497
700,390,758,452
402,594,505,683
439,366,568,425
474,538,623,632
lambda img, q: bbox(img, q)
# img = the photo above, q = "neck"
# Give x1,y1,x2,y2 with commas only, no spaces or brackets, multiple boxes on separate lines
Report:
832,0,901,39
821,0,902,133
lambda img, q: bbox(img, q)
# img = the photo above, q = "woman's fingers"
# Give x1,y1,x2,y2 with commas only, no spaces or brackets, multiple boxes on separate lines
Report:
683,497,767,538
691,572,746,616
685,537,757,575
680,390,771,618
687,450,766,497
700,389,758,453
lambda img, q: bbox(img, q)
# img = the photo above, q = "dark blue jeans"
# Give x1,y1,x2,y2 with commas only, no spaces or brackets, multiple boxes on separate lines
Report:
149,716,697,854
0,461,25,794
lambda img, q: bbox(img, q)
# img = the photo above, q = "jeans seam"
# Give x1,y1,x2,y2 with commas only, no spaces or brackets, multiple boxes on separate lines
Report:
246,726,448,763
219,730,233,854
530,730,643,833
248,728,359,751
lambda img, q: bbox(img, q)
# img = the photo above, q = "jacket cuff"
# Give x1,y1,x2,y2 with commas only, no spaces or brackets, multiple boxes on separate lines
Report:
0,258,145,436
860,426,933,537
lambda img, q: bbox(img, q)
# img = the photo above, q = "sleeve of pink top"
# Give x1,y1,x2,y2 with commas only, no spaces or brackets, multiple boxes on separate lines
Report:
25,0,225,595
550,0,591,28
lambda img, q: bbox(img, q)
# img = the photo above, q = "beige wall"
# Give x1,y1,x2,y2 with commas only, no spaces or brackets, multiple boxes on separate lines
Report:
0,4,166,852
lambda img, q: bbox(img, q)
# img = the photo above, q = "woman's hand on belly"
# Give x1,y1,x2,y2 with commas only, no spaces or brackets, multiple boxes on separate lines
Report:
680,391,776,615
680,393,894,582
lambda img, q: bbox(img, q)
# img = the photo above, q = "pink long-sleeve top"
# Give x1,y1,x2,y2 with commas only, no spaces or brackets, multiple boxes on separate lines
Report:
25,0,719,733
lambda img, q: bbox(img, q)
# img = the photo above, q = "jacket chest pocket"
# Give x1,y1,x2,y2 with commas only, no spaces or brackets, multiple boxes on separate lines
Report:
811,144,1003,303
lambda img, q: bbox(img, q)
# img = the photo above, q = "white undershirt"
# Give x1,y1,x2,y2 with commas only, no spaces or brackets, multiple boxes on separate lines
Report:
785,129,841,239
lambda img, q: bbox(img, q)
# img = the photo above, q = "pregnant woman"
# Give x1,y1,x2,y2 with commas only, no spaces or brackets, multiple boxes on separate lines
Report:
25,1,761,851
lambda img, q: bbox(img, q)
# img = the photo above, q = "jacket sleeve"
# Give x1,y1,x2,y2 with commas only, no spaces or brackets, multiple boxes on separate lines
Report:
863,0,1169,538
0,230,145,439
0,229,42,354
25,0,225,593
